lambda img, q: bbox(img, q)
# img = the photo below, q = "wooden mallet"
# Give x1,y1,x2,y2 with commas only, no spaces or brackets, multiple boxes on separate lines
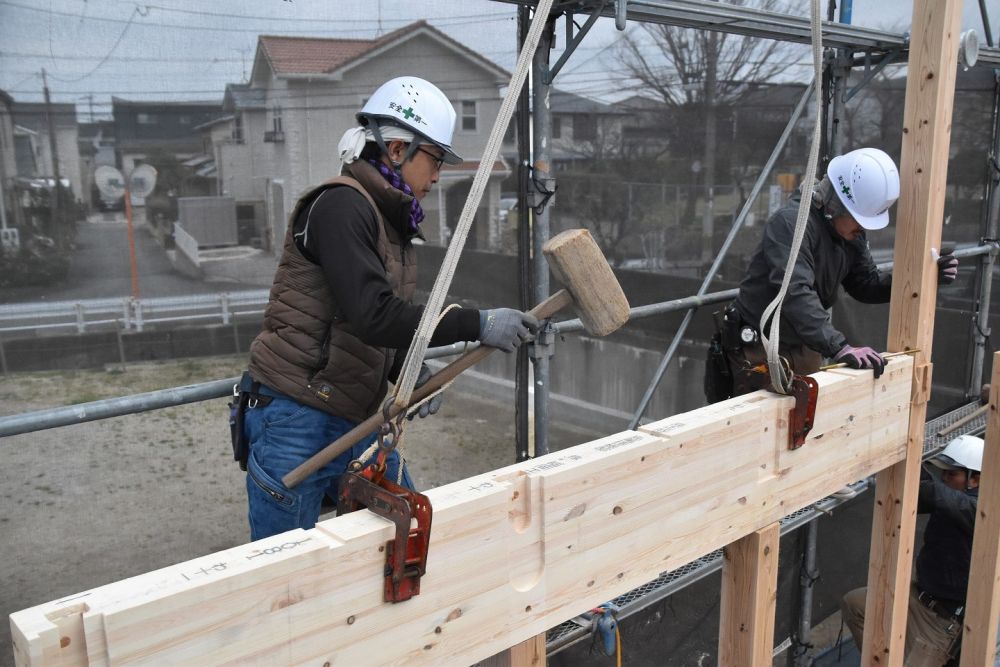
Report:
282,228,630,488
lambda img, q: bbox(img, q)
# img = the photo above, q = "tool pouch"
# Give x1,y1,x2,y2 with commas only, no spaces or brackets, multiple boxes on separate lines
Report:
704,330,733,404
229,371,271,472
229,385,252,472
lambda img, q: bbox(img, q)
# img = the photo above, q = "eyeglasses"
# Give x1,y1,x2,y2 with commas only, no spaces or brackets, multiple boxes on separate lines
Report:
416,146,445,172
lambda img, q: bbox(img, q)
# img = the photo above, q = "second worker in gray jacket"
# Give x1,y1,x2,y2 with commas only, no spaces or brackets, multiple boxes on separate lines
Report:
712,147,957,398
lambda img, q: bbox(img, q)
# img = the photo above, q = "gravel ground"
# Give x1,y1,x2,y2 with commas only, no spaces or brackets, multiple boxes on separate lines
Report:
1,356,592,665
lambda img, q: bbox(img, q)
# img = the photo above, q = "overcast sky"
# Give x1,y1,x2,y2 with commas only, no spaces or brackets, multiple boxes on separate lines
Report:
0,0,994,117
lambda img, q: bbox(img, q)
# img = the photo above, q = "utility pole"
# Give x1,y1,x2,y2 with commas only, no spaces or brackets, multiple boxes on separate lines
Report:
42,69,62,231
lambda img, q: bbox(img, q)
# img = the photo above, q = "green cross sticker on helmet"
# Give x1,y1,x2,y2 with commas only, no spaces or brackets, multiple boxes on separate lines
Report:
827,147,900,230
359,76,464,165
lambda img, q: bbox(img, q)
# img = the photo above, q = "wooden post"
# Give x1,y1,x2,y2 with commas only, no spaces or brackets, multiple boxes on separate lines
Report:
861,1,963,664
481,635,546,667
509,634,546,667
718,522,779,666
960,352,1000,666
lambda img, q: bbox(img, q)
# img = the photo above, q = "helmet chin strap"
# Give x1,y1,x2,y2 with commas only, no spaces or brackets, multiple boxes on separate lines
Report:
368,119,424,173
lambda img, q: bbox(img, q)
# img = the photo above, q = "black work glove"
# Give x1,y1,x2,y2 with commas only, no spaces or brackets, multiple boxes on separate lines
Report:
479,308,540,353
834,344,886,379
937,247,958,285
408,363,442,420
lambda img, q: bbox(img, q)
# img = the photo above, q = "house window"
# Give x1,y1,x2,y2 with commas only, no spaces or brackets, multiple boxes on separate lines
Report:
552,116,562,139
178,115,191,125
461,100,476,131
271,105,283,133
136,113,157,125
232,115,244,143
573,114,596,141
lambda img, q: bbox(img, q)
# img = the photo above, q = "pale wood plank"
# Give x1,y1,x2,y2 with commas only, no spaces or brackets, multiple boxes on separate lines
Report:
861,1,963,664
718,522,780,667
10,359,911,667
509,634,546,667
960,352,1000,667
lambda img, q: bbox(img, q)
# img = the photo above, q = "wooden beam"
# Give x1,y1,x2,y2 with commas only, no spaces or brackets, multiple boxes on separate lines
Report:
960,352,1000,667
862,1,963,664
718,522,779,666
10,358,911,667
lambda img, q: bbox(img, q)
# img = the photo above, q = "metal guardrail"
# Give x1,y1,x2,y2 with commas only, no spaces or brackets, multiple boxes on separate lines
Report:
0,290,270,335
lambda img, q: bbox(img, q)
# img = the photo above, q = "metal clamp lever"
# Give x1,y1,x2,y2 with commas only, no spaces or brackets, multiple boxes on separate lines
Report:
788,375,819,450
337,472,432,603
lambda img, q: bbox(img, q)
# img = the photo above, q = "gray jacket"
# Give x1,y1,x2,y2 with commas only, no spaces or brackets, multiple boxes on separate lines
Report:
733,193,891,357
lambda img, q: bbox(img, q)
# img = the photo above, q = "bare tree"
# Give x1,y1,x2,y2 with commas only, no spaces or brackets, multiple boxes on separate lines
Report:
618,0,797,265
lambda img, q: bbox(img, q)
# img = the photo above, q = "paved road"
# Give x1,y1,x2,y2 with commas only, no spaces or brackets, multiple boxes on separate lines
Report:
1,214,226,304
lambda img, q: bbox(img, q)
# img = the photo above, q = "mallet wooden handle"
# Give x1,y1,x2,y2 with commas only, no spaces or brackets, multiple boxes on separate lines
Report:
282,289,574,489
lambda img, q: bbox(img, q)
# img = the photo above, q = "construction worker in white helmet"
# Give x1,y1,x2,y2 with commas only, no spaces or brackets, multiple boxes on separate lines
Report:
236,76,538,541
841,434,983,665
705,147,960,401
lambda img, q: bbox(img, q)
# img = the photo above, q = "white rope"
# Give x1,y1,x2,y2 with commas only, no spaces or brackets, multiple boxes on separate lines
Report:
392,0,555,409
758,0,823,394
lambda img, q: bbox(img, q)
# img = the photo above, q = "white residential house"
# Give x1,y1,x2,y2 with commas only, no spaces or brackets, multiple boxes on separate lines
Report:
12,101,82,200
212,21,510,252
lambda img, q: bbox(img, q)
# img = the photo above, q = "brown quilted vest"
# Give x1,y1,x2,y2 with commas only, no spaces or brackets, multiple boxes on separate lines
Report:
247,160,418,423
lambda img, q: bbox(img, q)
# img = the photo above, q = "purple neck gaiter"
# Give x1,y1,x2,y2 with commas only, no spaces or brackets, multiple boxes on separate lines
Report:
368,159,425,233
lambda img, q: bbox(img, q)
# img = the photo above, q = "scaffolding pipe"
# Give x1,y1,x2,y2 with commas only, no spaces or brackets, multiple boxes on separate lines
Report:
628,80,815,429
3,244,993,440
793,519,820,667
979,0,994,48
970,72,1000,397
530,15,555,457
492,0,1000,66
555,288,738,334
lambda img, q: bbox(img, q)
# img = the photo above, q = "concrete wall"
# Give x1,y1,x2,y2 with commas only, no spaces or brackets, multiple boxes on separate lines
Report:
177,196,237,247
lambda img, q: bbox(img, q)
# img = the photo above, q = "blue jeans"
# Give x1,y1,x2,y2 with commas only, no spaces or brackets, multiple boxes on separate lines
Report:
244,385,414,541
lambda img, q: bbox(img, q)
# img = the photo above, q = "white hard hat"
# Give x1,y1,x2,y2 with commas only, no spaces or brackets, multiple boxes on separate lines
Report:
930,434,984,473
358,76,463,165
826,147,900,230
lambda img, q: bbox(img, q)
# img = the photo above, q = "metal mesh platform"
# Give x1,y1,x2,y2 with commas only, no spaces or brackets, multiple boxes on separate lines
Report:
543,400,986,656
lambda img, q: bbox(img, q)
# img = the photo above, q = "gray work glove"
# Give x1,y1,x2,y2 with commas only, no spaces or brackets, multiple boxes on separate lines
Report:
408,363,442,420
834,344,886,379
479,308,540,353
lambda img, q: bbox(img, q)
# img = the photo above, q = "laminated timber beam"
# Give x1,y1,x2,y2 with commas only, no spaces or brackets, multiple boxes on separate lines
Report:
10,357,912,667
861,1,962,664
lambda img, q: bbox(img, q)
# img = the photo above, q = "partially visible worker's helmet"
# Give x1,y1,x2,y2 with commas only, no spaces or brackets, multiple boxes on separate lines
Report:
358,76,463,165
930,434,984,473
826,147,900,230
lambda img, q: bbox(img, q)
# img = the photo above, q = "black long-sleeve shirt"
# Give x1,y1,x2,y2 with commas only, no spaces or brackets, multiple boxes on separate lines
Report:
734,194,892,357
915,466,978,603
292,186,481,351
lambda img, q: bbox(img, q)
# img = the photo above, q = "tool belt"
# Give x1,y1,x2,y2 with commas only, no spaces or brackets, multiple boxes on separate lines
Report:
229,371,273,471
705,304,766,403
917,587,965,621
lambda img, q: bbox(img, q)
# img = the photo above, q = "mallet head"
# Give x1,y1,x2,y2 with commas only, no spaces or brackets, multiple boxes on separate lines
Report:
542,229,630,336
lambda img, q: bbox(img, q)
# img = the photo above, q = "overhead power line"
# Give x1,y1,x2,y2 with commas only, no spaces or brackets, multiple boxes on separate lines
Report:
0,1,514,34
98,1,516,25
